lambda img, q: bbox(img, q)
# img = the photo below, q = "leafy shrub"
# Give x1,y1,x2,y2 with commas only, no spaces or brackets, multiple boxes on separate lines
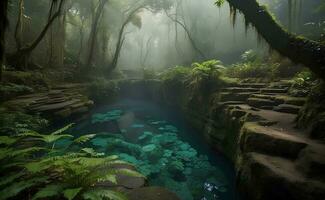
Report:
187,60,225,93
142,68,157,79
241,50,259,63
289,69,316,97
160,66,191,82
0,83,34,101
0,124,143,200
225,62,273,79
3,71,49,90
0,111,48,135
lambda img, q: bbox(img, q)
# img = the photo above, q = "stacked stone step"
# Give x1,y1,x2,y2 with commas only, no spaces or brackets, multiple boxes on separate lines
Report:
5,84,94,120
238,122,325,200
217,82,325,200
220,81,306,114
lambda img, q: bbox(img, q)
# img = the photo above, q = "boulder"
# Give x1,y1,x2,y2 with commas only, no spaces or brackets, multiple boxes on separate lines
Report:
126,187,180,200
237,152,325,200
240,122,307,159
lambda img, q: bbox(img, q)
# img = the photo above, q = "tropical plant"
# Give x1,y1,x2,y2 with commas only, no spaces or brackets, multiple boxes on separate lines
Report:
0,124,144,200
187,60,225,93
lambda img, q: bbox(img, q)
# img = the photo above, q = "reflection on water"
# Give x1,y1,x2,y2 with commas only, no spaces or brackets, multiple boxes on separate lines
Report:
62,99,240,200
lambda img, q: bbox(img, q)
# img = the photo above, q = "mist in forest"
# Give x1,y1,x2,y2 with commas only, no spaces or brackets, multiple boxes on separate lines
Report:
4,0,324,73
4,0,265,72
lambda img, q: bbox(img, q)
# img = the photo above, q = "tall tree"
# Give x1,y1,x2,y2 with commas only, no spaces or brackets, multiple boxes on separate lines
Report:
108,5,144,73
8,0,65,69
0,0,8,81
223,0,325,80
86,0,109,68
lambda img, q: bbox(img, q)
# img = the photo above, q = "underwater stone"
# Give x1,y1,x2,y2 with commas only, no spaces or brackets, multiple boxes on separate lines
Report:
91,137,108,148
142,144,157,152
138,131,154,142
91,109,123,124
132,124,145,128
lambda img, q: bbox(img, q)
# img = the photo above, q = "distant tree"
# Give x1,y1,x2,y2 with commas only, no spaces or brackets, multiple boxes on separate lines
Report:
164,2,207,60
108,4,144,73
86,0,109,68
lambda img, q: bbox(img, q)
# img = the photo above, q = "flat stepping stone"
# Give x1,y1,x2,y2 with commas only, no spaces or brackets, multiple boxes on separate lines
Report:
273,104,301,114
220,92,254,101
260,88,288,94
30,99,81,112
218,101,246,107
297,145,325,181
247,98,279,108
241,122,307,158
222,87,261,93
238,83,267,88
126,187,180,200
240,152,325,200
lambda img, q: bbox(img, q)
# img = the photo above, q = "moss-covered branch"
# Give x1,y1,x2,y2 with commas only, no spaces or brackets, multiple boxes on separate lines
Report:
226,0,325,80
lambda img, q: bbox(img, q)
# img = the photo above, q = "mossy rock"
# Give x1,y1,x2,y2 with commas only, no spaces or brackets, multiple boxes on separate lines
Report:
240,122,307,159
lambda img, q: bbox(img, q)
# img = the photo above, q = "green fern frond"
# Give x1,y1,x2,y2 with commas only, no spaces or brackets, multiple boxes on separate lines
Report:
114,168,145,178
63,188,82,200
32,184,63,200
0,172,25,187
97,174,117,184
39,134,74,143
0,136,18,146
0,177,49,200
74,134,96,144
51,123,74,135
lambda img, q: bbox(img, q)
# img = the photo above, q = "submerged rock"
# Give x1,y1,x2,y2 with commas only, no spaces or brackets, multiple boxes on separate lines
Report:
126,187,180,200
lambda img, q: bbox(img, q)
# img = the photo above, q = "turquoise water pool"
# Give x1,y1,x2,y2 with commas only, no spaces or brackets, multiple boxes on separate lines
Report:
62,99,240,200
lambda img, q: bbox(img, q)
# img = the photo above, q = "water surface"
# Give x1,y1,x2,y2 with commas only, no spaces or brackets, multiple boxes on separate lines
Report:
65,99,240,200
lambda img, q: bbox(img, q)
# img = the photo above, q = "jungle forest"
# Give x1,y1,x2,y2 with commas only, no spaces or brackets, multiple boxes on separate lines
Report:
0,0,325,200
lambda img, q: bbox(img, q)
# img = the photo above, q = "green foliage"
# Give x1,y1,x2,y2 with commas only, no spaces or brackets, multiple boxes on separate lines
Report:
0,83,33,101
214,0,225,7
160,66,191,82
292,69,315,87
240,50,259,63
0,124,143,200
225,62,273,79
187,60,225,94
224,50,302,79
0,111,48,135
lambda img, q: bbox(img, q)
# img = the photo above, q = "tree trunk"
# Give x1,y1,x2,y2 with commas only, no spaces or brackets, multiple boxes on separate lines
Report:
108,5,144,73
226,0,325,80
86,0,108,68
165,9,206,60
14,0,24,50
8,0,65,69
0,0,8,81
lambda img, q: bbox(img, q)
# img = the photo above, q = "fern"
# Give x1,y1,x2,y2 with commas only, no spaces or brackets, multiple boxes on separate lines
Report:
32,184,63,200
74,134,96,144
0,177,49,200
0,136,18,146
51,123,74,135
63,188,82,200
0,125,144,200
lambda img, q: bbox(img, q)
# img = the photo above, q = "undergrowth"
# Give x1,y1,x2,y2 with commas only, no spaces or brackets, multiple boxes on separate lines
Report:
0,124,144,200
